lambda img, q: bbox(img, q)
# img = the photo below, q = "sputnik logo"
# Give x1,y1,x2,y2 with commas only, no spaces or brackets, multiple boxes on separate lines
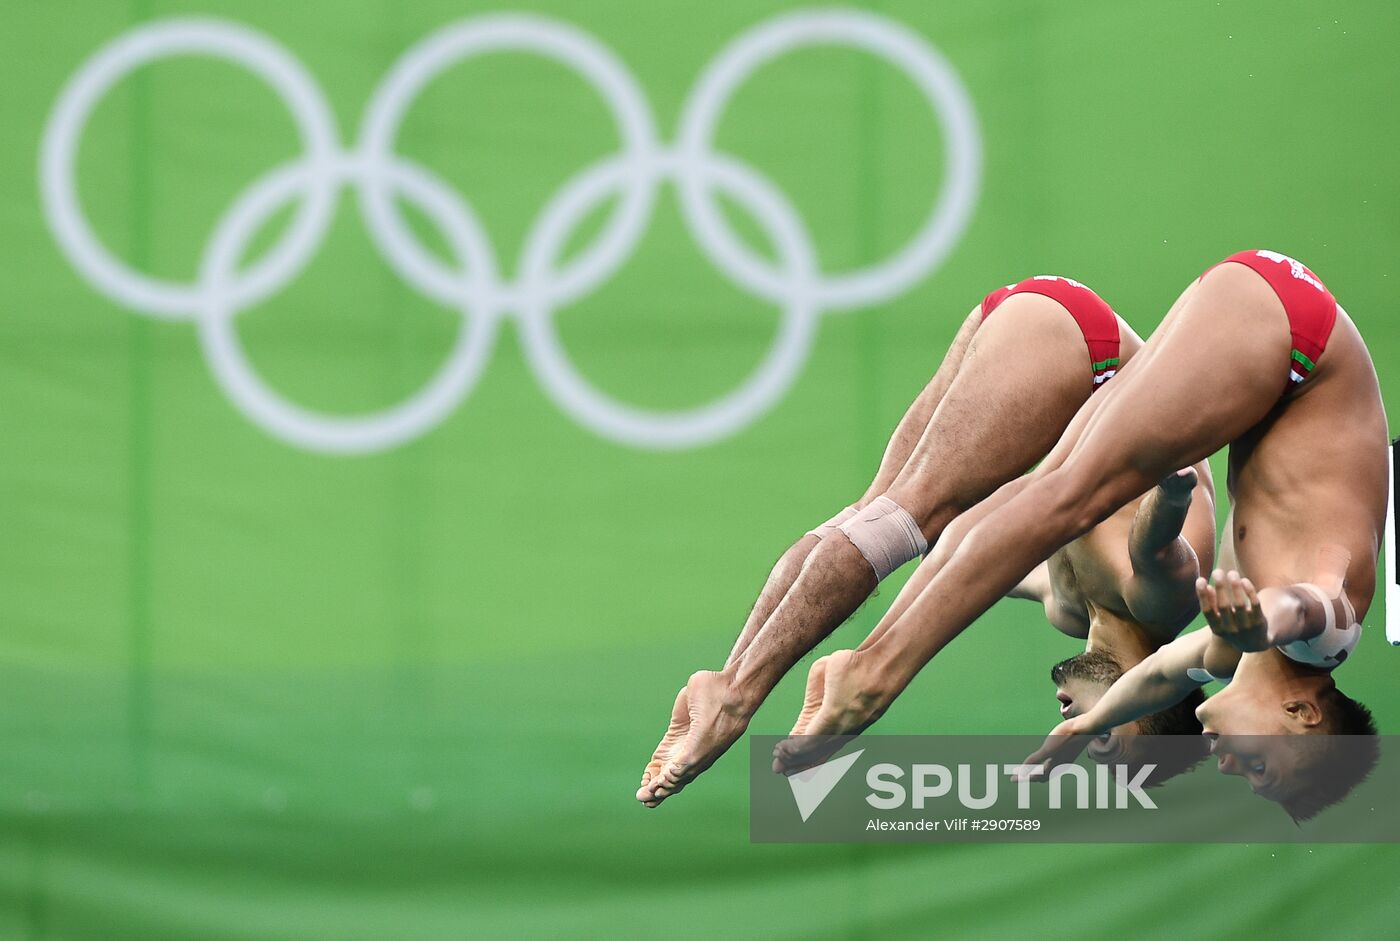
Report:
786,749,865,822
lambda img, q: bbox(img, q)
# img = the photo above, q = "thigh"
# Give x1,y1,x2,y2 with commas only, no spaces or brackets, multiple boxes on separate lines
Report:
859,306,982,503
887,294,1096,513
1059,263,1292,493
1035,279,1203,477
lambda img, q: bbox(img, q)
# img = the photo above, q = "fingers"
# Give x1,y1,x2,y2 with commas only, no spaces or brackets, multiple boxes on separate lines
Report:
1198,569,1270,650
1158,466,1197,502
1229,571,1252,619
1218,570,1240,625
1220,570,1252,633
1201,568,1250,620
1019,723,1089,780
1240,576,1260,610
1021,743,1055,773
1197,574,1220,629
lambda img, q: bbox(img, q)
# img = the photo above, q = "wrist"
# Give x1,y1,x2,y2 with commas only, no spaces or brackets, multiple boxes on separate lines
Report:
1063,715,1095,736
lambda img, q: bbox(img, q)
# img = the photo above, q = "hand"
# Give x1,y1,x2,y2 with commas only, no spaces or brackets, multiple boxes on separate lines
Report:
1156,467,1197,505
1019,718,1092,779
1197,568,1270,652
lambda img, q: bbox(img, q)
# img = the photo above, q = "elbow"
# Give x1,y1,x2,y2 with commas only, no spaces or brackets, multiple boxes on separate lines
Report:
1158,575,1207,632
1265,589,1310,645
1124,562,1203,632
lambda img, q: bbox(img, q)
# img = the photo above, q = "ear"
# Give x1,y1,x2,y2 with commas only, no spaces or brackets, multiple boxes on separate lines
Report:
1283,699,1324,728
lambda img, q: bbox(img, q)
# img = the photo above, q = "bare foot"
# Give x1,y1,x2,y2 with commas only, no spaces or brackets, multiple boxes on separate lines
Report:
647,670,751,805
636,687,689,807
772,649,887,774
771,655,852,774
789,655,831,737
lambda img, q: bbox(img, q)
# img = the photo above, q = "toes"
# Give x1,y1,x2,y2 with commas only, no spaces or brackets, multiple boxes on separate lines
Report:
773,735,840,776
772,739,804,774
651,760,692,801
637,768,663,800
660,755,691,788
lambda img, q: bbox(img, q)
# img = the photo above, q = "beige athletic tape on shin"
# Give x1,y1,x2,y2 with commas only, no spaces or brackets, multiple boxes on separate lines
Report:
837,495,928,581
806,506,859,540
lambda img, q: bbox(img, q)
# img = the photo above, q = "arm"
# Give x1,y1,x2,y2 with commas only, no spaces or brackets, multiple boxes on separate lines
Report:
1258,586,1333,647
1065,629,1213,735
1008,561,1053,605
1022,629,1218,772
1196,569,1342,651
1121,464,1214,628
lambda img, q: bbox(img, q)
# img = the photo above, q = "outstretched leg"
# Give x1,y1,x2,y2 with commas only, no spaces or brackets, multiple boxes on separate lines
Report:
772,473,1032,771
635,306,983,802
772,263,1293,767
648,293,1102,803
725,306,985,665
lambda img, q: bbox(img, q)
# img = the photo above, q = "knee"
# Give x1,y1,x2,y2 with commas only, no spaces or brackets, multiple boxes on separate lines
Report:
882,481,966,543
835,495,932,582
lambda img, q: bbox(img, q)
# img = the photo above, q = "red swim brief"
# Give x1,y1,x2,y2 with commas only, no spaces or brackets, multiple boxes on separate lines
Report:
1204,250,1338,393
981,275,1121,389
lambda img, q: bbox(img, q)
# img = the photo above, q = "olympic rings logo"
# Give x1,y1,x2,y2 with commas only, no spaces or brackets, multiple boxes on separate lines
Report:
41,9,981,454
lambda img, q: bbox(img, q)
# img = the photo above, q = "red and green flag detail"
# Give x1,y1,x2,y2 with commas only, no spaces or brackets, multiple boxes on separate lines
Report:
1092,356,1120,388
1289,347,1317,387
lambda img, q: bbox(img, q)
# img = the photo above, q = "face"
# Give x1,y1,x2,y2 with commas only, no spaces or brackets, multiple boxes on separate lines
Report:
1050,652,1141,763
1194,672,1299,738
1199,732,1305,803
1195,671,1319,805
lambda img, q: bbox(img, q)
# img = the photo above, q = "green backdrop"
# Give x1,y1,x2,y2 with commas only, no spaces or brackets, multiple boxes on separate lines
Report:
2,1,1397,938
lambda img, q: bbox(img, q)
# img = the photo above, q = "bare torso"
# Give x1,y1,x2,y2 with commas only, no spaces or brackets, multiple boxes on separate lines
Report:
1040,461,1215,644
1221,306,1389,618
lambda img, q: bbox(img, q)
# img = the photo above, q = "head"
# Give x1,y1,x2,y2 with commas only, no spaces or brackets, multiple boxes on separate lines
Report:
1198,680,1379,821
1050,651,1208,785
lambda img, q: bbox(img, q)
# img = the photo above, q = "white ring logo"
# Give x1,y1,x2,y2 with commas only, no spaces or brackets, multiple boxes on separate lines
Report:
40,10,981,454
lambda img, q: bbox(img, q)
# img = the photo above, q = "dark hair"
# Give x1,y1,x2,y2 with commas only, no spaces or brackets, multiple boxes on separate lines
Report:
1138,687,1206,736
1134,687,1209,786
1279,689,1380,823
